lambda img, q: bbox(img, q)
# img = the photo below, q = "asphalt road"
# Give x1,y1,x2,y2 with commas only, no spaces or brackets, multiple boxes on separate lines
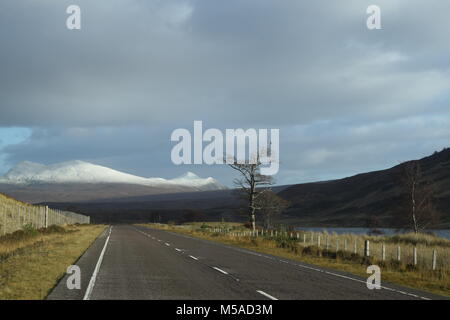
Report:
48,225,446,300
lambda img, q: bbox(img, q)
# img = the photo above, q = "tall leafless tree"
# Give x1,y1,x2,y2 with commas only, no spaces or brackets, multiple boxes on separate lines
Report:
228,155,274,231
396,161,440,233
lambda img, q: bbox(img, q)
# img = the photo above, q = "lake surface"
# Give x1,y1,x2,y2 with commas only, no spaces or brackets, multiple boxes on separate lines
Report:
294,227,450,240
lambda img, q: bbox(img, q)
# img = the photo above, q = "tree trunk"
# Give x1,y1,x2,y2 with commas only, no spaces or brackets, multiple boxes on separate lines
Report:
411,179,418,234
251,212,256,232
249,177,256,232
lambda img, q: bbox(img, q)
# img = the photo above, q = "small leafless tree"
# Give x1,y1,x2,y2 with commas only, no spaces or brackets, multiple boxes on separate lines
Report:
396,161,440,233
228,155,274,231
180,209,206,223
256,191,290,229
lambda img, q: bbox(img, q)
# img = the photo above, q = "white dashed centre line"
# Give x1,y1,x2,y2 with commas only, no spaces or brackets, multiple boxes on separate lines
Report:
257,290,278,300
189,255,199,261
212,267,229,275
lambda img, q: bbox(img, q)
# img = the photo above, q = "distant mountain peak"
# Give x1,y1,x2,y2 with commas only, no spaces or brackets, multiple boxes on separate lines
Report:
176,171,200,179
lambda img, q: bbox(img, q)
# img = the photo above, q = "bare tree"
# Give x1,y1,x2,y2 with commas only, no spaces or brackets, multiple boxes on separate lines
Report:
256,191,290,229
228,155,274,231
180,209,206,223
396,161,440,233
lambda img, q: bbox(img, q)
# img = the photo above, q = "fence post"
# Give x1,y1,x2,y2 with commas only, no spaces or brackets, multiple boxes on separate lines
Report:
364,240,370,257
336,239,339,252
344,239,347,251
45,206,49,228
432,250,437,270
303,233,306,244
2,202,5,236
413,247,417,266
397,246,401,262
382,244,386,261
354,241,357,254
326,236,329,250
317,235,321,248
296,232,299,240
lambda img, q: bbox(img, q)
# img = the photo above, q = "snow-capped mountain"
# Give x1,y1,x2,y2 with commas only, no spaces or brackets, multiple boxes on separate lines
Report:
0,160,226,191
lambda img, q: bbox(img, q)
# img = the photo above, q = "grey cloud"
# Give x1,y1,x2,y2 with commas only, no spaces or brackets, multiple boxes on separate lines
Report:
1,0,450,186
1,0,449,127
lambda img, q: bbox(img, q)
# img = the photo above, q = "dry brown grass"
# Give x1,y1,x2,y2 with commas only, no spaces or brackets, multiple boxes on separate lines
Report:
0,224,105,300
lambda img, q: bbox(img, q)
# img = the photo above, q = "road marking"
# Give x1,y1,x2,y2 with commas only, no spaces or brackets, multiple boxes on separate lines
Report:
212,267,229,275
165,242,170,246
189,255,199,260
287,262,431,300
257,290,278,300
156,229,433,300
83,226,112,300
175,248,182,252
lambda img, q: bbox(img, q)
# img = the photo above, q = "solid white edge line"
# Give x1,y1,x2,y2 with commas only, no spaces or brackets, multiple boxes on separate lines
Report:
257,290,278,300
212,267,229,275
83,226,112,300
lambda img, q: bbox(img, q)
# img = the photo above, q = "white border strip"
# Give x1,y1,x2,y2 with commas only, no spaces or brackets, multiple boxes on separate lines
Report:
83,226,112,300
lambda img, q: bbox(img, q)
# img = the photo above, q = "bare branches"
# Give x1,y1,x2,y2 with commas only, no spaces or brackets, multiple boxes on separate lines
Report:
256,191,290,229
394,161,440,233
226,152,275,231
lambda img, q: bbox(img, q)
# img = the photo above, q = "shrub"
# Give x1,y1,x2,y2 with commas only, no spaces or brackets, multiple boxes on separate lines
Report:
22,223,38,236
243,221,253,229
302,246,321,257
41,225,66,234
360,256,375,266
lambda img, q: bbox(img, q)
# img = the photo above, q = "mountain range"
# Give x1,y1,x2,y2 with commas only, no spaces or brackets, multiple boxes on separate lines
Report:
0,160,226,203
46,148,448,227
1,149,449,228
278,147,450,228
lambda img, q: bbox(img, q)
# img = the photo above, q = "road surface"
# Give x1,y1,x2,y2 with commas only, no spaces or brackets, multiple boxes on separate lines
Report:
48,225,445,300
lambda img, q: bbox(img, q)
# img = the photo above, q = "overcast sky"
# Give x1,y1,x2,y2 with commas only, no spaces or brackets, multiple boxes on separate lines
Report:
1,0,449,186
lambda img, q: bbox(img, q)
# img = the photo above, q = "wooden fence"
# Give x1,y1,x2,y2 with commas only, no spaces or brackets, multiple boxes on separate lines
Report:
0,194,90,236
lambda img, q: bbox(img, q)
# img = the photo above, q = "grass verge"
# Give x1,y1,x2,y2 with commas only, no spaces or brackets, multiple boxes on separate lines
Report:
0,224,106,300
139,222,449,298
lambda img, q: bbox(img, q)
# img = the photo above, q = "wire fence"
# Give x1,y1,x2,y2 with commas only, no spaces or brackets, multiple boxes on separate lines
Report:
0,193,90,236
206,227,449,271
